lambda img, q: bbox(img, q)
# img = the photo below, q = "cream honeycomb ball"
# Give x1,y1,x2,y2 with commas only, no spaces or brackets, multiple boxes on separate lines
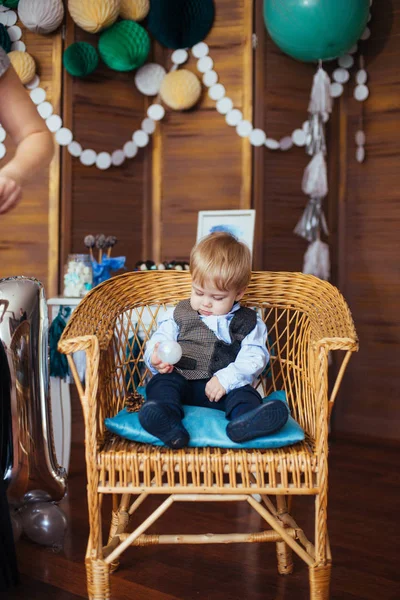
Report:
9,51,36,85
120,0,150,22
68,0,120,34
160,70,202,111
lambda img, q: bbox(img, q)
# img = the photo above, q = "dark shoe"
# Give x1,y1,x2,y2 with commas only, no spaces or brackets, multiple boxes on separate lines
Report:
226,400,289,443
139,401,189,449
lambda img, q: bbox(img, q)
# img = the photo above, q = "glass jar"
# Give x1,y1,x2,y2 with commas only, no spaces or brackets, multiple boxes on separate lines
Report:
63,254,93,298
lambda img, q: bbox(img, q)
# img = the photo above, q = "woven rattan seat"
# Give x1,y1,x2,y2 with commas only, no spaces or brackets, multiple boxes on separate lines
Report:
98,436,318,493
59,270,358,600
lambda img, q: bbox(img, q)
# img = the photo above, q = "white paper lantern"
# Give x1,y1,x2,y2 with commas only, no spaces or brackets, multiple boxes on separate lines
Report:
18,0,64,35
135,63,166,96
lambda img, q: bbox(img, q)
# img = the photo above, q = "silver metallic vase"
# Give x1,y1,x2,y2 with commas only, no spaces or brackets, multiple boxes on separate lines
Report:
0,276,66,502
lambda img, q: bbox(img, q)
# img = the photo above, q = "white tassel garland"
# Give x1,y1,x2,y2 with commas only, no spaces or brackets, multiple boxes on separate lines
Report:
302,151,328,198
303,239,330,281
308,66,332,115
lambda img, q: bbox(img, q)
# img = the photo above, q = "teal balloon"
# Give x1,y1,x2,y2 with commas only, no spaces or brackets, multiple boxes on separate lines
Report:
263,0,370,62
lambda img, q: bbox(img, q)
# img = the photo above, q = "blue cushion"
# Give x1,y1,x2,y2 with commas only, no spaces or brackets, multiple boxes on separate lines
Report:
105,389,304,449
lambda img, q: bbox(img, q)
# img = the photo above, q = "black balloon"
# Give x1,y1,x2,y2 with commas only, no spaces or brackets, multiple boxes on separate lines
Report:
21,502,67,547
22,489,52,504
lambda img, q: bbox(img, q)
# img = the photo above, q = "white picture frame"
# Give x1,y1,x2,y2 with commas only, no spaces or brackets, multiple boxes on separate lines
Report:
196,209,256,255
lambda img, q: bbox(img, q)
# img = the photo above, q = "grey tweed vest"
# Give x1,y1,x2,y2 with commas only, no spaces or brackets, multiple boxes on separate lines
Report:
173,299,257,380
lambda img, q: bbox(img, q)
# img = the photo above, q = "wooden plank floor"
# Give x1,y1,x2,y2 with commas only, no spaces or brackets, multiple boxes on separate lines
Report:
7,437,400,600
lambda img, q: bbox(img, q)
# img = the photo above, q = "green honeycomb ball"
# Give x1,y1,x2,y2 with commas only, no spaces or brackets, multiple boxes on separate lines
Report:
148,0,215,50
98,20,150,72
63,42,99,78
0,0,20,8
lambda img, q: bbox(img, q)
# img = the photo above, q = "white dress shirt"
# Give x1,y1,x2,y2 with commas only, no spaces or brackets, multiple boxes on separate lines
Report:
144,303,269,394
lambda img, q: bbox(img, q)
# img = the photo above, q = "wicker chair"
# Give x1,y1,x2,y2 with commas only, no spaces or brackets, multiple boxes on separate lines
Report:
58,270,358,600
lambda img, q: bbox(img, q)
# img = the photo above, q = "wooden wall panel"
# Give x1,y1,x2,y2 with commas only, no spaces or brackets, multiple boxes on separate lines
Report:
61,16,149,281
0,30,62,296
260,45,315,272
331,2,400,440
152,0,254,263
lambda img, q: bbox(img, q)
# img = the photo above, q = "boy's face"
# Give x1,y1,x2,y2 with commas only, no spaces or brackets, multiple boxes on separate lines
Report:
190,280,245,316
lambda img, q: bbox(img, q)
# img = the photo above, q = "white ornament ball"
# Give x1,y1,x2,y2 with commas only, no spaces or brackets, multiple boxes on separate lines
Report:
250,129,266,147
330,82,343,98
225,109,242,126
338,54,354,69
216,97,233,115
171,49,188,65
333,68,349,84
18,0,64,35
192,42,209,58
157,341,182,365
356,146,365,163
202,70,218,87
265,138,279,150
354,84,369,101
147,103,165,121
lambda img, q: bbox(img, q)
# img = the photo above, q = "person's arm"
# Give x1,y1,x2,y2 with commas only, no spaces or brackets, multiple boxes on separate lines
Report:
0,66,54,213
213,316,269,394
144,307,179,374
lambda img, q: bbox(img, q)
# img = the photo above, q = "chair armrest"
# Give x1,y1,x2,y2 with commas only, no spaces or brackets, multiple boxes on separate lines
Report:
308,283,358,353
58,335,101,449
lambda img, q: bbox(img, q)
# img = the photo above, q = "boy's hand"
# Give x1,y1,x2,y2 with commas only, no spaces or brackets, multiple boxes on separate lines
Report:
151,342,174,374
205,376,226,402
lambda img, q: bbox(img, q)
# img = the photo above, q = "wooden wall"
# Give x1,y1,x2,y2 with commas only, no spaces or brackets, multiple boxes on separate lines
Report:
330,0,400,441
150,0,253,263
253,1,400,441
0,30,62,297
252,2,315,269
60,11,149,277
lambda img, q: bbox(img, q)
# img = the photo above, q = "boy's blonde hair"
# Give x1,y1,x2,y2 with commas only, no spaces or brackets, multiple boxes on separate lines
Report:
190,232,251,292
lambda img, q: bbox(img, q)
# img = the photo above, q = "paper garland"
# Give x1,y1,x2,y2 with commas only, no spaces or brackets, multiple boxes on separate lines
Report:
0,4,373,169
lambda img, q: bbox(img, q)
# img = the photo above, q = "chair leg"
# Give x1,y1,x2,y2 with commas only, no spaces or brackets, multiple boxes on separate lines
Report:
276,540,294,574
86,558,111,600
275,496,293,575
309,563,331,600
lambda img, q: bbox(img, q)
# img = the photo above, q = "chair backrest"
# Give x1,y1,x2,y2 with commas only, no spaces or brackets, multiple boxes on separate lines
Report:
63,270,338,440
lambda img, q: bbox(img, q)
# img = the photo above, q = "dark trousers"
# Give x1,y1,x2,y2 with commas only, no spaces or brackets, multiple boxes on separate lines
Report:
146,371,262,421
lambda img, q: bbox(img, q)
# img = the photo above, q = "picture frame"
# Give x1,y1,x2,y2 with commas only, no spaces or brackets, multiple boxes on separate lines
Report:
196,209,256,255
